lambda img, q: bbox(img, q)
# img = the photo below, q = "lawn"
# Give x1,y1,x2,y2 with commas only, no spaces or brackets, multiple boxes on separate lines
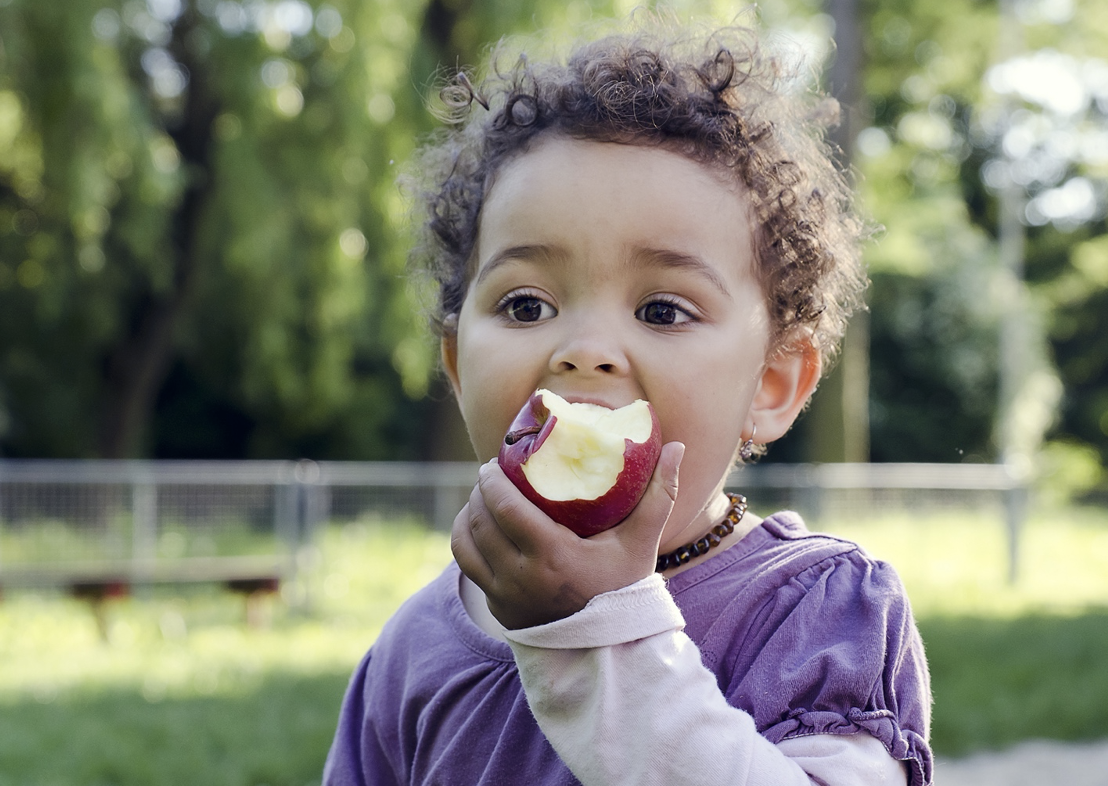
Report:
1,507,1106,784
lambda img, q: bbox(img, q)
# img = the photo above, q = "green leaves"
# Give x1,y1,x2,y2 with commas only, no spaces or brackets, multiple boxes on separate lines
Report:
0,0,1104,470
0,0,440,458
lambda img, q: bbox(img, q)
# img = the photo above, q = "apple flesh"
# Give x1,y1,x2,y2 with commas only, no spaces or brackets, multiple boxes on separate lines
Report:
497,389,662,537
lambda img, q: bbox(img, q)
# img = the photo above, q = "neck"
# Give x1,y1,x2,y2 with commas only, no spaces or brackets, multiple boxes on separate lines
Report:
657,492,756,575
658,492,731,553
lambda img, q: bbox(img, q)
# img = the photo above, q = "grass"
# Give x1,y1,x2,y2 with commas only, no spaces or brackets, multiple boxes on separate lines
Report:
0,675,352,786
920,611,1108,756
0,507,1106,783
819,504,1108,618
1,517,288,564
0,517,454,786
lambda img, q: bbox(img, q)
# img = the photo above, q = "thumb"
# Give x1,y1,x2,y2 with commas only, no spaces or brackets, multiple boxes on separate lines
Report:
614,441,684,561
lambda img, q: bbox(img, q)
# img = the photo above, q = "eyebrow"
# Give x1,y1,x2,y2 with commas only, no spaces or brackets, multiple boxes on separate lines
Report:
474,243,733,299
474,244,565,286
629,246,733,299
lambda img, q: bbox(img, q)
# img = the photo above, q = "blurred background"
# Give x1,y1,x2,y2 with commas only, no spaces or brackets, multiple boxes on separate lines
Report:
0,0,1106,784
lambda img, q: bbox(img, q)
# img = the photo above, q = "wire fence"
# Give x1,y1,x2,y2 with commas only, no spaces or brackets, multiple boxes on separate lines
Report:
0,459,1028,594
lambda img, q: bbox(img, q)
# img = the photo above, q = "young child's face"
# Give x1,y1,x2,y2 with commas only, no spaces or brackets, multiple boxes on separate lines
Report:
443,136,800,539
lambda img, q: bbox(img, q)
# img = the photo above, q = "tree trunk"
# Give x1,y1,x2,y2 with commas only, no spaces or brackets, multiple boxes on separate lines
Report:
806,0,871,463
418,0,482,463
97,3,218,458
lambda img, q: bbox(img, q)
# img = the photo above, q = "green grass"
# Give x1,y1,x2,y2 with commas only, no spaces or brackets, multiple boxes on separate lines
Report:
1,517,289,563
0,675,352,786
819,505,1108,618
920,611,1108,756
0,508,1106,783
0,517,454,786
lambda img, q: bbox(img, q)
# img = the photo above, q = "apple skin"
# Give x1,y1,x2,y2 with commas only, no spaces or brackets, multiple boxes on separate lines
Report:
497,391,662,538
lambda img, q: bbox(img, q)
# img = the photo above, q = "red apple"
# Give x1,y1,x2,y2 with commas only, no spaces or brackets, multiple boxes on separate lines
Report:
497,389,662,537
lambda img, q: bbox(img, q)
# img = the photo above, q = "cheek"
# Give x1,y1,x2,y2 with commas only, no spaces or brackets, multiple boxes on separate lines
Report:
650,356,759,462
454,334,538,460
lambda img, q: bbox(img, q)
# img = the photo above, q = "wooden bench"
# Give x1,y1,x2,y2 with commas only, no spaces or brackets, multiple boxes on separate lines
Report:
1,555,292,632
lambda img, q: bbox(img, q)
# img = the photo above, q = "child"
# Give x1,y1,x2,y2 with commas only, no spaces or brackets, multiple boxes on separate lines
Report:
324,17,932,786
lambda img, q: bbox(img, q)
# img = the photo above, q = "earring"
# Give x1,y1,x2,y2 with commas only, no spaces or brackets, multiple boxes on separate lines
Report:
739,425,757,461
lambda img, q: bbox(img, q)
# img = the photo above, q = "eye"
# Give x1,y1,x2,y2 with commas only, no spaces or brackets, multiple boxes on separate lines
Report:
636,298,693,326
500,294,557,323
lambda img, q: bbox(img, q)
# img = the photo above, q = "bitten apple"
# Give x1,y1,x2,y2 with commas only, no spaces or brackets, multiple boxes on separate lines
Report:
497,389,662,537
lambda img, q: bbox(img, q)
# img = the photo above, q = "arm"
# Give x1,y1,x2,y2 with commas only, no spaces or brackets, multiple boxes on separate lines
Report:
451,455,927,785
502,576,907,786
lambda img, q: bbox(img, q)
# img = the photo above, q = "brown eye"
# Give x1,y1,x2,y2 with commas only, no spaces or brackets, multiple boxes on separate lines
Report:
637,301,690,326
507,296,553,322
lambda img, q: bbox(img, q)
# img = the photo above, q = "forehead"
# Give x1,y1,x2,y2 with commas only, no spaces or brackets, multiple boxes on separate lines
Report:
484,135,743,210
475,136,755,276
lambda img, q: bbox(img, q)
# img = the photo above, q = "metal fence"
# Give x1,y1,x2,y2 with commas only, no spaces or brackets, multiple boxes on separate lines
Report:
0,459,1027,593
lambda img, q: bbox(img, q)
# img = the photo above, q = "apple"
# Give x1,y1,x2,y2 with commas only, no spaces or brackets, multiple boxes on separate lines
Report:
497,389,662,537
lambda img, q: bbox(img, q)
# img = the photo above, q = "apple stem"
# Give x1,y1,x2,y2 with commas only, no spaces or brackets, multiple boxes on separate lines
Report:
504,425,543,445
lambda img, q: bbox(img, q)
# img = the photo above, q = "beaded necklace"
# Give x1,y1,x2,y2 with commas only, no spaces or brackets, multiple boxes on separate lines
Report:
655,492,748,572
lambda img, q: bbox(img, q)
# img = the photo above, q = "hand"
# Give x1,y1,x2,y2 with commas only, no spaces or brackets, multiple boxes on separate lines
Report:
451,442,684,630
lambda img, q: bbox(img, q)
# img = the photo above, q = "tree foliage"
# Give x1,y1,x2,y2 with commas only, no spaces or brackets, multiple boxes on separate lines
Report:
848,0,1108,482
0,0,1105,483
0,0,442,458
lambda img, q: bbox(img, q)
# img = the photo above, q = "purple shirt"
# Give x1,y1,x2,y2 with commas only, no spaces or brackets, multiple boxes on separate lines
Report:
324,512,933,786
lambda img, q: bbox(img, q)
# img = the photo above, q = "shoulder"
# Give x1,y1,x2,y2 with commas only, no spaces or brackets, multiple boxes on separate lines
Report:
369,562,516,667
673,511,908,616
760,510,883,571
678,512,933,786
759,512,912,611
339,564,520,748
715,511,922,675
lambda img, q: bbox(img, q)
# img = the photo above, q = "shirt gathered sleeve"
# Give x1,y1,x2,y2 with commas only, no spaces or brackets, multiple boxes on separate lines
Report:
503,574,910,786
741,554,932,786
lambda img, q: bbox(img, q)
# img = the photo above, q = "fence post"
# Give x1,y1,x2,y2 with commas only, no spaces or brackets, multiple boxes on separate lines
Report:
801,464,823,526
131,466,158,585
293,459,324,610
1003,481,1028,585
432,470,455,531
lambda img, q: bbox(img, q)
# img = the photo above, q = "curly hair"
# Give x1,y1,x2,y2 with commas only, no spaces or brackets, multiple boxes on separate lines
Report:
406,19,868,368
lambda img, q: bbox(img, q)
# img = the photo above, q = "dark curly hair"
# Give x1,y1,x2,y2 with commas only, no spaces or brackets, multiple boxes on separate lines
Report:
406,19,868,368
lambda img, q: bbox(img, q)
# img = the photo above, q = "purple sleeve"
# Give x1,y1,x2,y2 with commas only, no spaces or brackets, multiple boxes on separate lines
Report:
322,651,400,786
736,554,932,786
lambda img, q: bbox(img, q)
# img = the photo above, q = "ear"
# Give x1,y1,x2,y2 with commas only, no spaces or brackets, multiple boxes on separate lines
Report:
746,337,822,444
440,314,462,400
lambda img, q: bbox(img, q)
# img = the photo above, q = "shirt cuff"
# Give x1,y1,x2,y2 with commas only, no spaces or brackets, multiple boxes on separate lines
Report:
502,574,685,650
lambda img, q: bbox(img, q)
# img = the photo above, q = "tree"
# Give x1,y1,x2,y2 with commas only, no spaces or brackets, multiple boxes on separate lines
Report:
0,0,439,458
3,0,1104,482
0,0,643,461
840,0,1108,486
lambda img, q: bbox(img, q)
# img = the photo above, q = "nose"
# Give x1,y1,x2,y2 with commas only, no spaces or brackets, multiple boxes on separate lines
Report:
548,315,630,377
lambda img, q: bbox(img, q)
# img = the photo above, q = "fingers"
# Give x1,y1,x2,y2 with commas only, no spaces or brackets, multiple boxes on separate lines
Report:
608,441,685,563
452,459,563,588
475,459,571,557
635,440,684,523
655,441,684,504
452,468,525,586
452,443,686,628
451,488,495,590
